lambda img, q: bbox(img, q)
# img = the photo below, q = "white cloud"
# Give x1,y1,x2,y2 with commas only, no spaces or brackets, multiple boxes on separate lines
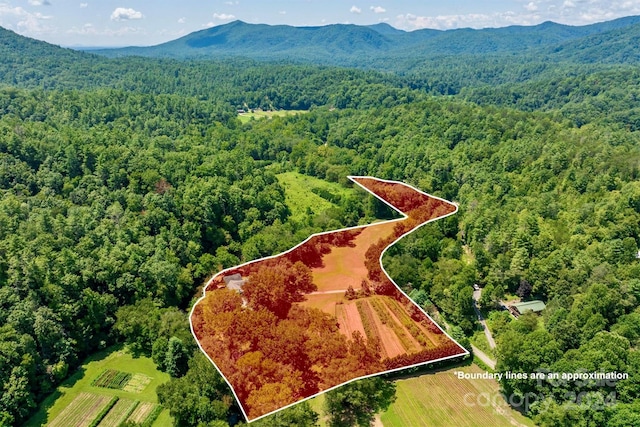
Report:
80,3,88,8
0,4,52,34
224,1,239,4
370,6,386,14
203,21,215,28
390,1,640,30
110,7,143,21
350,6,362,13
212,12,235,20
28,0,51,6
279,10,286,15
177,17,186,24
395,12,513,30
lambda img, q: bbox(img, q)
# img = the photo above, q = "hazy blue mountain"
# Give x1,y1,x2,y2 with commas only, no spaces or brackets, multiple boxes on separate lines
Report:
90,16,640,65
365,23,407,36
94,21,395,62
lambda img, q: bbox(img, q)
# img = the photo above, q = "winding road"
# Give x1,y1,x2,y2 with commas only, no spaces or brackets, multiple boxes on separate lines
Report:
472,287,497,369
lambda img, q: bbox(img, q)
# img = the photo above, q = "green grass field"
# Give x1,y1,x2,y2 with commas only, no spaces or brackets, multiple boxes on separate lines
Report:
24,345,172,427
238,109,307,123
380,364,536,427
308,363,535,427
276,172,355,222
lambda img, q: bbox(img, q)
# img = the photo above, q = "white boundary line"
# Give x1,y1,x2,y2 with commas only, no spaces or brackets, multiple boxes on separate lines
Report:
189,175,471,423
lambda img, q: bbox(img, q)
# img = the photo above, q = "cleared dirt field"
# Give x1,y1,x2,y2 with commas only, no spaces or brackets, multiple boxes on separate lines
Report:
373,298,422,353
365,299,407,359
381,365,536,427
48,392,113,427
312,220,399,292
299,291,344,314
335,301,367,340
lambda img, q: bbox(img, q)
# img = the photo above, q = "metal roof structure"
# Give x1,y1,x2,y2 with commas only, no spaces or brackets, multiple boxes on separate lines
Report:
512,300,546,314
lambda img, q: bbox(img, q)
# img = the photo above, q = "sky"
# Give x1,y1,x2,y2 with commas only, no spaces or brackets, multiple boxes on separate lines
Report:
1,0,640,47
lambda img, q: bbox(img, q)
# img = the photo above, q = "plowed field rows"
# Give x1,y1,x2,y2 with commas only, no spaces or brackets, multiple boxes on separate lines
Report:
97,398,138,427
127,402,158,424
48,392,113,427
370,297,421,353
336,302,367,340
383,297,438,348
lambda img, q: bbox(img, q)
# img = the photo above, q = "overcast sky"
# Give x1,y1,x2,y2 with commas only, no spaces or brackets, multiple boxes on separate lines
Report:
1,0,640,47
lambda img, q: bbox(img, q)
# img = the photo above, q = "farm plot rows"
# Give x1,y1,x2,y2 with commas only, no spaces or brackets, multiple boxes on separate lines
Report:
335,302,367,340
127,402,161,424
369,297,420,353
383,297,438,347
92,369,132,390
48,393,160,427
355,299,387,355
97,398,138,427
48,393,115,427
352,296,442,360
122,373,153,393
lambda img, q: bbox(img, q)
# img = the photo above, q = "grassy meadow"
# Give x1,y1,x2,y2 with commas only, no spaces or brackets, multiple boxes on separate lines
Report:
380,364,536,427
275,172,355,222
237,109,307,123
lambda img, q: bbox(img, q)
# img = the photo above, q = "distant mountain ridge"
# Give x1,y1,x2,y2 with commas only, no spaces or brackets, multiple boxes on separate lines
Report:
90,16,640,65
2,15,640,95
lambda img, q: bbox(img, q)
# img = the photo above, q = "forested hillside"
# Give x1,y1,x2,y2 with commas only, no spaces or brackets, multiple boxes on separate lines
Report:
1,17,640,427
93,16,640,65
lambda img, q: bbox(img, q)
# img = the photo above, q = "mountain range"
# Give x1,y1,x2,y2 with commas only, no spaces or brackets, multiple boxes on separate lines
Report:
88,16,640,66
2,15,640,94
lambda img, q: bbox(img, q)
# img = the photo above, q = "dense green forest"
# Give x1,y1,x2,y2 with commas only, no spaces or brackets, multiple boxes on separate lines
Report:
1,19,640,427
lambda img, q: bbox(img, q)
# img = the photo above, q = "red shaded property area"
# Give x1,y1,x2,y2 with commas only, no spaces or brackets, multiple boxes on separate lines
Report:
190,176,469,421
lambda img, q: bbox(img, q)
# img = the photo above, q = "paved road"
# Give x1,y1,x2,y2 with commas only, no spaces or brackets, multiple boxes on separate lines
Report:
471,344,497,370
472,288,497,349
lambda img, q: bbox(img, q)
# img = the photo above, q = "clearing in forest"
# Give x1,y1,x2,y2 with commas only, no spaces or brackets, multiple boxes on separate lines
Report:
276,171,355,222
190,176,469,422
238,109,308,123
24,346,171,427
